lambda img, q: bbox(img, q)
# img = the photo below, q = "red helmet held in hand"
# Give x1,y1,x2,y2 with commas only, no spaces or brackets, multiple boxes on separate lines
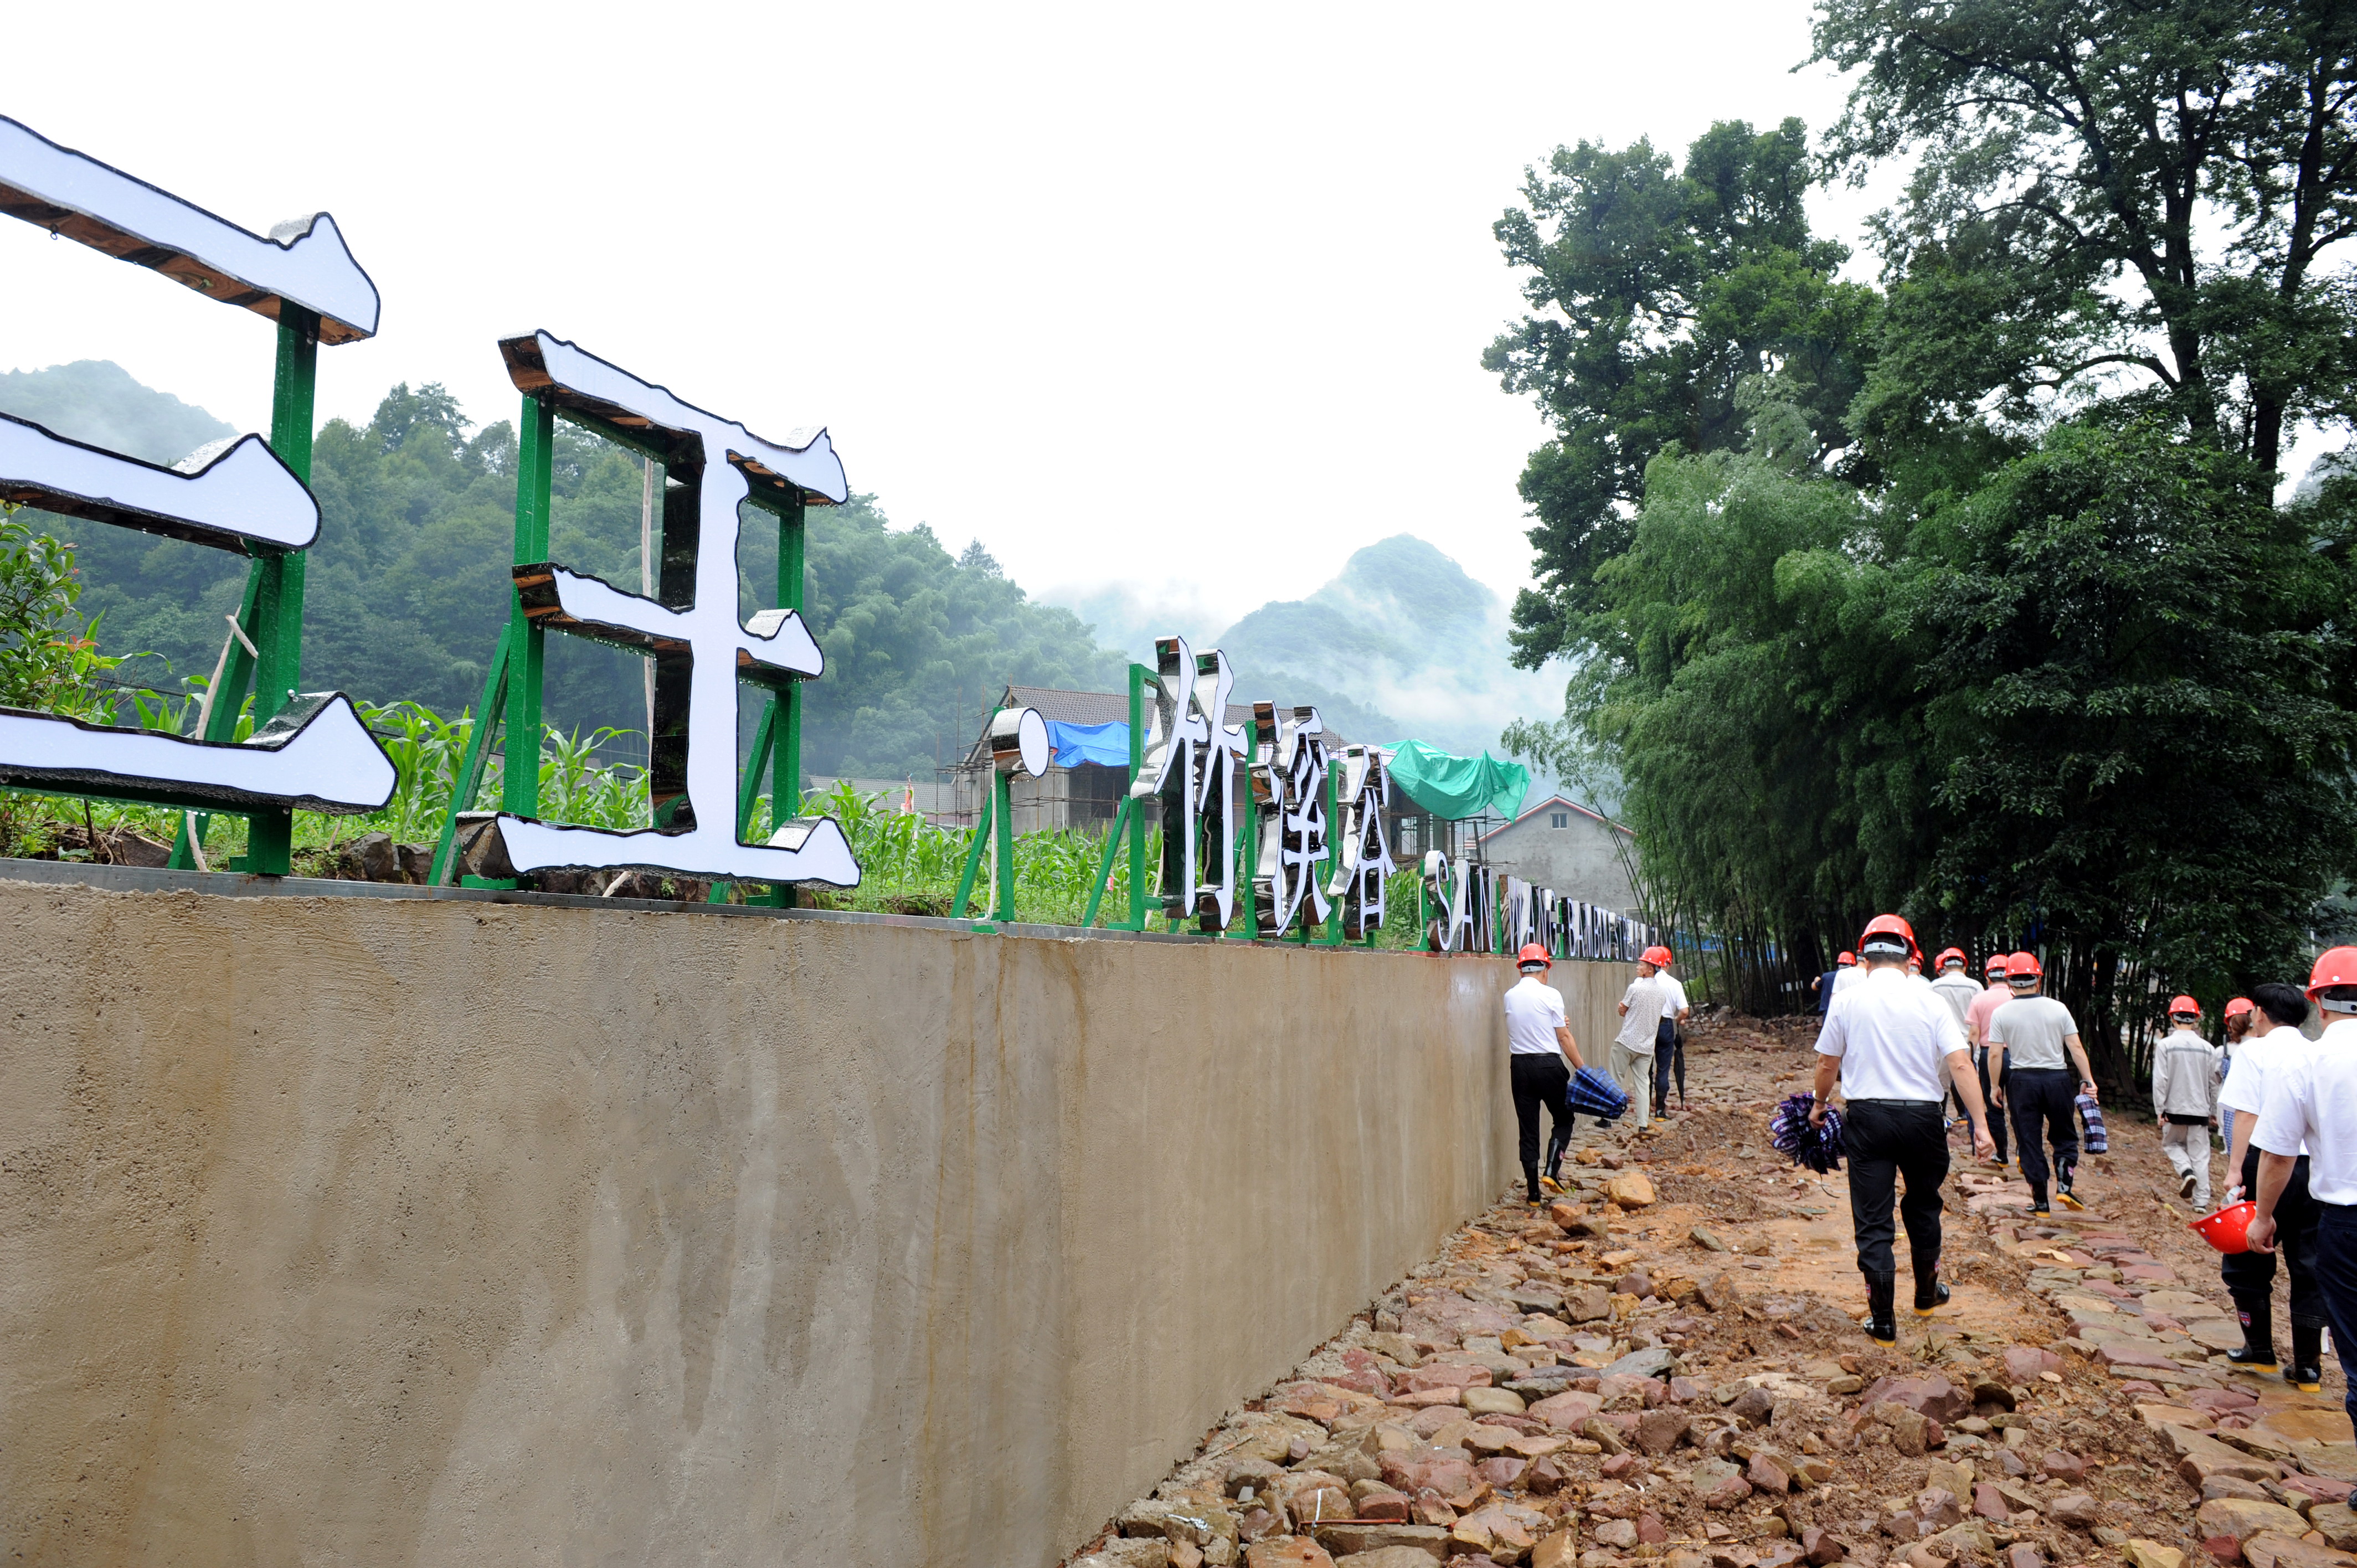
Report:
1516,943,1552,973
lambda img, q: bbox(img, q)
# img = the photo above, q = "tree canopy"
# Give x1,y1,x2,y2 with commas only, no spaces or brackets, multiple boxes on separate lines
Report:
1493,6,2357,1074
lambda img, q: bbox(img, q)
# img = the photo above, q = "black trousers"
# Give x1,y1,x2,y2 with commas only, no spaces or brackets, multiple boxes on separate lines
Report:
2008,1067,2080,1194
1845,1098,1950,1280
2224,1146,2324,1328
1977,1049,2009,1161
2310,1204,2357,1439
1511,1054,1572,1182
1652,1019,1684,1109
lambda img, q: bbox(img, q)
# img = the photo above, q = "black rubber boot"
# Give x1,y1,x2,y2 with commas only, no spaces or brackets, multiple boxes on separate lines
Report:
2028,1182,2050,1217
1545,1131,1567,1187
1913,1266,1952,1316
1865,1271,1898,1346
2056,1163,2085,1210
2288,1322,2324,1392
2229,1300,2279,1372
1525,1165,1544,1206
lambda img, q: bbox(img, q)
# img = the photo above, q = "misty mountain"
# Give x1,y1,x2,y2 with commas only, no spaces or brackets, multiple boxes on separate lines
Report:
1050,535,1561,760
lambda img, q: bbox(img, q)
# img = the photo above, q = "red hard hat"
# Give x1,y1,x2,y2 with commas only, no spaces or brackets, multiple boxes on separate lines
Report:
2225,997,2253,1018
1517,943,1551,971
1935,947,1967,969
2168,994,2200,1017
1837,952,1856,966
2005,951,2042,981
1984,955,2007,978
2308,946,2357,996
1857,914,1917,960
1641,945,1672,967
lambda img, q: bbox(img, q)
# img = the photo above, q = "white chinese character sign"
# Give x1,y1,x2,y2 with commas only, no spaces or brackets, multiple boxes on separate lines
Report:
1326,744,1397,939
1134,636,1247,930
483,332,858,888
1250,702,1331,936
0,115,395,852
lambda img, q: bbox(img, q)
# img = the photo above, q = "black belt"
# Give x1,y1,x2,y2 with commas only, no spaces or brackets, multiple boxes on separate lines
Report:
1847,1098,1939,1107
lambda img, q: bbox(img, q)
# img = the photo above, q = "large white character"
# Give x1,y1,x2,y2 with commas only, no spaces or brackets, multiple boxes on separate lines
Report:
1325,744,1397,939
1133,635,1247,930
0,116,393,816
1250,702,1331,935
488,332,857,886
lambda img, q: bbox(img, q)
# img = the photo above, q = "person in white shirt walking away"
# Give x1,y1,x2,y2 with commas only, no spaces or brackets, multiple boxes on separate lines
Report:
2220,996,2253,1153
2152,996,2221,1209
1964,953,2013,1167
1613,949,1674,1132
2245,953,2357,1409
1929,948,1982,1133
1505,943,1587,1207
1809,914,1996,1345
1643,945,1692,1118
2230,979,2329,1388
1987,952,2100,1214
1830,951,1863,998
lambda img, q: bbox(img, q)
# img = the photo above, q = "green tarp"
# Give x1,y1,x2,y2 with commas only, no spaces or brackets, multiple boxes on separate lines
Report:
1386,740,1530,822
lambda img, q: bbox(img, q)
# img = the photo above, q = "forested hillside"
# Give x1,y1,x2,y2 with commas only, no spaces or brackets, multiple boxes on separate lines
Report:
0,366,1126,780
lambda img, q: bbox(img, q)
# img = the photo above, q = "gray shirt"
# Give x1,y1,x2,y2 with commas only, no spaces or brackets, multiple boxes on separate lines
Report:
1988,995,2077,1071
1928,972,1981,1029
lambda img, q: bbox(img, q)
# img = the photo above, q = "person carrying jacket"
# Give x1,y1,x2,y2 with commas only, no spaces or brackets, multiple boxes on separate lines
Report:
1987,952,2100,1214
1505,943,1585,1206
1809,914,1996,1344
2153,996,2221,1209
2223,980,2326,1389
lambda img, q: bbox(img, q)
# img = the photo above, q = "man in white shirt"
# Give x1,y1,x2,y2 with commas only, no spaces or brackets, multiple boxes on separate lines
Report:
1643,945,1692,1118
1505,942,1587,1206
1964,953,2014,1167
1613,951,1672,1132
1987,952,2100,1214
2152,996,2221,1209
2220,982,2323,1381
1809,915,1996,1344
1830,952,1864,997
2248,949,2357,1410
1929,947,1983,1134
2221,996,2253,1149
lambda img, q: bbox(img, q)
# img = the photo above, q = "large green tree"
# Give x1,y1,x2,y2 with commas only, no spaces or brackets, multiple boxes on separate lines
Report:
1486,118,1882,664
1814,0,2357,480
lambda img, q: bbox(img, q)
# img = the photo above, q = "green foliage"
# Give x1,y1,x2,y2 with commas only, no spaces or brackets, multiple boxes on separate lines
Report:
1485,119,1882,664
1811,0,2357,479
0,511,122,716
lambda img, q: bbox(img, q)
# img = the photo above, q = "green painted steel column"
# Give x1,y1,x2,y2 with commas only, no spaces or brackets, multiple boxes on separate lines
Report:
242,306,321,873
501,395,553,822
991,767,1016,923
1233,728,1258,940
771,497,807,907
1126,662,1147,930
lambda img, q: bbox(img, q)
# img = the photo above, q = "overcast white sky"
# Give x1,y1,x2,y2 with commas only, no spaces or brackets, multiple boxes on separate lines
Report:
3,2,1884,634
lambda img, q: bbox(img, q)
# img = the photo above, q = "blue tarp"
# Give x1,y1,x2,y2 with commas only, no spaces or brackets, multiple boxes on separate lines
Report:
1046,719,1130,769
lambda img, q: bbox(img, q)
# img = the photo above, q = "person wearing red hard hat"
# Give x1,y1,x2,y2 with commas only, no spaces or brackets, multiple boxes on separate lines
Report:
1963,954,2015,1166
1505,942,1587,1206
1611,944,1679,1131
2221,997,2255,1154
2246,950,2357,1401
1929,948,1983,1134
1830,950,1864,1000
2221,982,2323,1384
2153,996,2221,1210
1809,914,1996,1344
1635,944,1692,1119
1987,951,2099,1214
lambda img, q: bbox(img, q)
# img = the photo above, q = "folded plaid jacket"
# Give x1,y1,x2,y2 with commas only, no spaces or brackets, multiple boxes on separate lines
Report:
2076,1093,2109,1154
1566,1065,1630,1122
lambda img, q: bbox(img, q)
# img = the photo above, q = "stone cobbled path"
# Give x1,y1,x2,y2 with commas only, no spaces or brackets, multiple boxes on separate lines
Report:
1064,1018,2357,1568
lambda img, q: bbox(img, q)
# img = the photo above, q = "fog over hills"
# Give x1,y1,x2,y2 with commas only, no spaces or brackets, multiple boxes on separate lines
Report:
1044,535,1563,760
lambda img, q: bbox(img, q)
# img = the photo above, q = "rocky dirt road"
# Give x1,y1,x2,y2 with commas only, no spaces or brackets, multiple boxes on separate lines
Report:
1064,1014,2357,1568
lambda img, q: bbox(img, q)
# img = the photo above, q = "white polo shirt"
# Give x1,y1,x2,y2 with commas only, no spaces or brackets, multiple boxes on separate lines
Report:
1657,975,1690,1018
1505,976,1568,1056
1815,965,1967,1102
1830,964,1864,996
2252,1018,2357,1201
2220,1024,2308,1157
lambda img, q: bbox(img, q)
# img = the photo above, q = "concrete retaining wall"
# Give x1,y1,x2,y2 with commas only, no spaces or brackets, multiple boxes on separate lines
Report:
0,875,1633,1566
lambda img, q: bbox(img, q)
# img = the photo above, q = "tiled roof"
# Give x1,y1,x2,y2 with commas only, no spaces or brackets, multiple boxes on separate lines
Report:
1477,791,1633,843
964,684,1350,765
